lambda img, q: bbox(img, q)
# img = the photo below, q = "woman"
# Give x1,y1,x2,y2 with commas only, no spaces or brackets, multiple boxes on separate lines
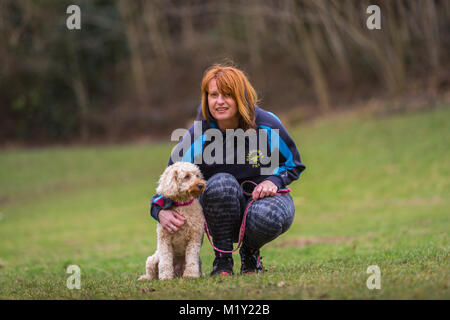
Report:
150,64,305,276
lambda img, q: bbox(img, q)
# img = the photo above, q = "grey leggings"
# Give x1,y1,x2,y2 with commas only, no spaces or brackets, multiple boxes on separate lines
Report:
199,173,295,255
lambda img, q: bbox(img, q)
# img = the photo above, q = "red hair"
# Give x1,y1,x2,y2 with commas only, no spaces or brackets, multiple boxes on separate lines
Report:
201,64,258,130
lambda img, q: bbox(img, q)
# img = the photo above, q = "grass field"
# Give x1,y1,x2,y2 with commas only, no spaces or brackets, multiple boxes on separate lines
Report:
0,106,449,299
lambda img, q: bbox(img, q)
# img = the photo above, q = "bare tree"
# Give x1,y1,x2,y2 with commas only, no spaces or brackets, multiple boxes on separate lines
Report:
117,0,147,106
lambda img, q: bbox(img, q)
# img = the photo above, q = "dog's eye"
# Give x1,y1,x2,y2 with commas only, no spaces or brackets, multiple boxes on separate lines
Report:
184,174,191,180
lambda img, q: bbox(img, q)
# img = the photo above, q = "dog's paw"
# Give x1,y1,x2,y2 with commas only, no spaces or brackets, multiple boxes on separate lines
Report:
138,274,152,281
182,271,201,279
159,273,174,281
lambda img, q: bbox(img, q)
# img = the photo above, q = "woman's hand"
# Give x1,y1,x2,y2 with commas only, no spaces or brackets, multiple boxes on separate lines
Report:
252,180,278,201
158,209,186,234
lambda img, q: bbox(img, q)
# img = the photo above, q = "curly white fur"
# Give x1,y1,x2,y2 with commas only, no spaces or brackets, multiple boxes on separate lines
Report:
138,162,206,280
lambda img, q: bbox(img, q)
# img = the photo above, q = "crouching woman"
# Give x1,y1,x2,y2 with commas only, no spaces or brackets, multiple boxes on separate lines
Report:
150,64,306,276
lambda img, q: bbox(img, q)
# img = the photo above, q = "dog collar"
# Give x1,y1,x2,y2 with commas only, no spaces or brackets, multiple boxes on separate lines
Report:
173,198,194,207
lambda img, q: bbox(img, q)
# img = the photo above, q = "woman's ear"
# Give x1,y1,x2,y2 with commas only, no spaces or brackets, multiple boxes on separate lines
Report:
156,167,178,199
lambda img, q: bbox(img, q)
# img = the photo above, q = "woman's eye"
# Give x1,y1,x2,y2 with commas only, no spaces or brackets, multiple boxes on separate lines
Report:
210,93,218,97
184,175,191,179
225,93,231,97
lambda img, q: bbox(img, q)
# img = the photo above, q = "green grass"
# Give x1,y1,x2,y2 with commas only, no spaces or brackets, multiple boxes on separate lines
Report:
0,106,449,299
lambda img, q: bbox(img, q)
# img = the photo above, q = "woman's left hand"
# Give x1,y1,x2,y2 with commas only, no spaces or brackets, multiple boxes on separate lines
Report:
252,180,278,201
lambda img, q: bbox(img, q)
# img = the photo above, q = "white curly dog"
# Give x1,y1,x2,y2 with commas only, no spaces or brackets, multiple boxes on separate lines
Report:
138,162,206,280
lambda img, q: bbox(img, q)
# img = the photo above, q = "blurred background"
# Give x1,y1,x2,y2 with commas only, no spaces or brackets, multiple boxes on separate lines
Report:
0,0,449,145
0,1,449,299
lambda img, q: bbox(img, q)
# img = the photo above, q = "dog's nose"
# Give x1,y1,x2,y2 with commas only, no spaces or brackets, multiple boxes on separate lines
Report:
197,184,204,190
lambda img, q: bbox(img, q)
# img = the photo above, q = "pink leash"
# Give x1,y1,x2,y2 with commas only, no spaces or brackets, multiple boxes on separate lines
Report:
203,180,291,254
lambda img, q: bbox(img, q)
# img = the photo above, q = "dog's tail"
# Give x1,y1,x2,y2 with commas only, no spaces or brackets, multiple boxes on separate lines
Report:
138,251,159,281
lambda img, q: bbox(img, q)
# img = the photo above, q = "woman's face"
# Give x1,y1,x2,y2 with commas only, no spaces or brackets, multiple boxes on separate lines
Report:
207,79,239,125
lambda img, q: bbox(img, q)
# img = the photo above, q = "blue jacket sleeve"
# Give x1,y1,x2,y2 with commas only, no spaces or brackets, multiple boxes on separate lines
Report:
260,114,305,189
150,194,174,222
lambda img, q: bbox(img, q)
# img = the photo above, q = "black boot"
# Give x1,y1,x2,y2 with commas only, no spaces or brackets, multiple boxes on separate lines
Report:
210,252,234,276
239,245,265,274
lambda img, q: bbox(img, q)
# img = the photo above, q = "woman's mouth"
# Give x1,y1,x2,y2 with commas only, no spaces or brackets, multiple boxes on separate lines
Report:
216,107,229,113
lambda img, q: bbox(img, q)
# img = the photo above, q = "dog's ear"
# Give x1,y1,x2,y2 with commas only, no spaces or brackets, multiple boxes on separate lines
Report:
156,167,179,198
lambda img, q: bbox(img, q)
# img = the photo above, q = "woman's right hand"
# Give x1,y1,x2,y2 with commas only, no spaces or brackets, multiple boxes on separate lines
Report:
158,209,186,234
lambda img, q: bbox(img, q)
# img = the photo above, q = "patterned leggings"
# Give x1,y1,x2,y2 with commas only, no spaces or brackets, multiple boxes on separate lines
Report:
199,173,295,255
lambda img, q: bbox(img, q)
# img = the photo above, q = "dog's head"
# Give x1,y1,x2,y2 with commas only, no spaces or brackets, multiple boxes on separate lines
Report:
156,162,206,202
